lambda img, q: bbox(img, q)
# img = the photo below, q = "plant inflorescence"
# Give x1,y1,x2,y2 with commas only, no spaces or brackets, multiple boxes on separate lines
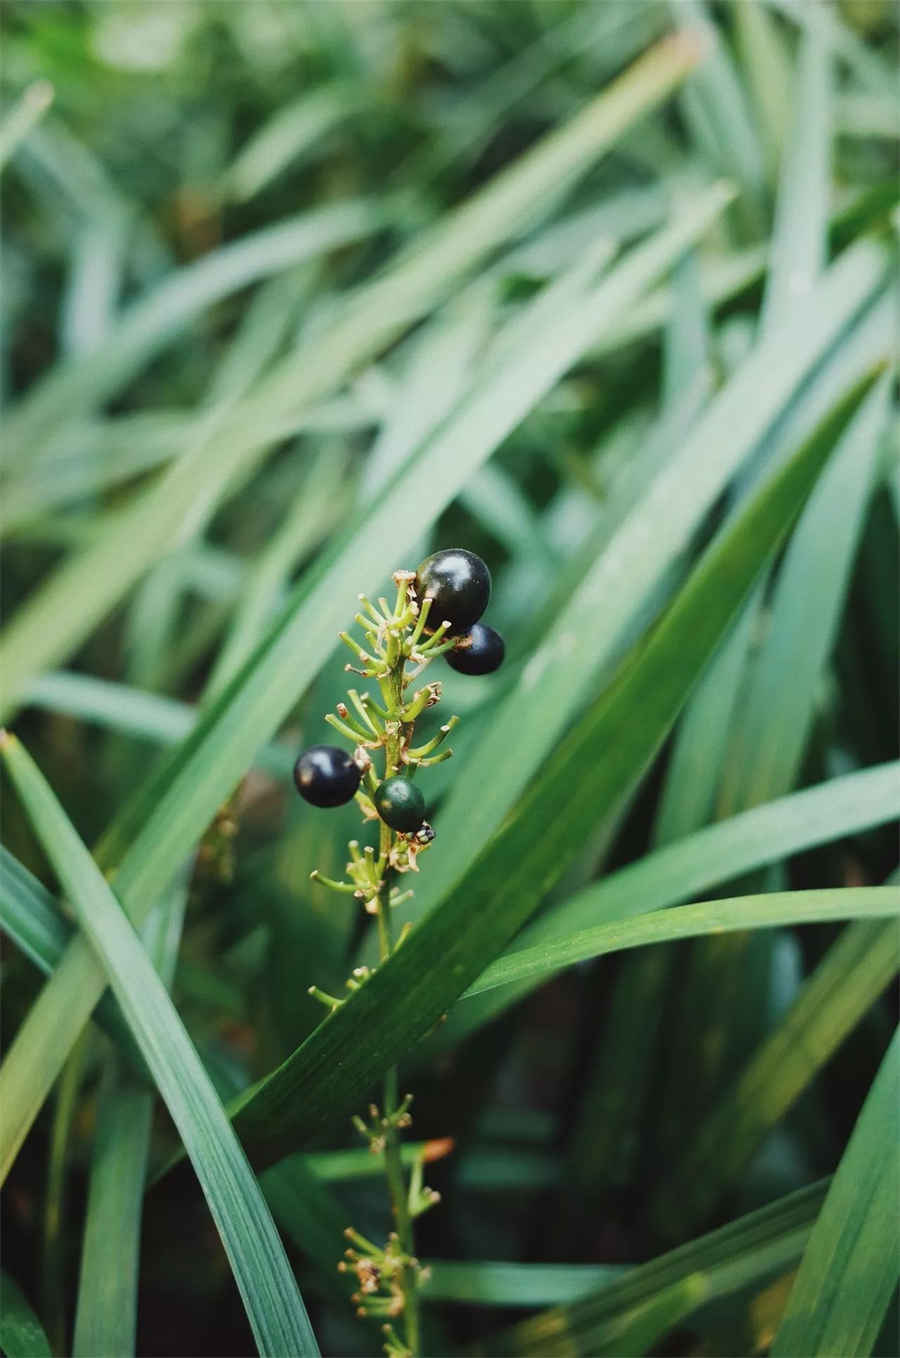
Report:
293,548,504,1356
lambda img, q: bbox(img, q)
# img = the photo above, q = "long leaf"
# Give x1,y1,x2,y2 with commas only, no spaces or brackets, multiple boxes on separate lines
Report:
420,1261,624,1309
771,1028,900,1357
464,891,900,999
0,734,318,1358
0,1274,51,1358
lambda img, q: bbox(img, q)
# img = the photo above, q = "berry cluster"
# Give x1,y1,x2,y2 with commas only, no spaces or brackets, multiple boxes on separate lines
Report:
293,548,504,848
292,549,503,1357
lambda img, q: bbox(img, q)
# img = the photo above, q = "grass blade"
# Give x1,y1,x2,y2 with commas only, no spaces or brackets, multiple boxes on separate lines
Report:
420,1262,624,1309
0,846,141,1064
771,1028,900,1357
719,371,890,812
0,1274,51,1358
0,81,54,173
465,891,900,999
19,673,295,778
0,734,318,1358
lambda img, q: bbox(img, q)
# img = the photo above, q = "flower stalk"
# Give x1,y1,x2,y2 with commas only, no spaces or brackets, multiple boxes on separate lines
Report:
298,552,504,1356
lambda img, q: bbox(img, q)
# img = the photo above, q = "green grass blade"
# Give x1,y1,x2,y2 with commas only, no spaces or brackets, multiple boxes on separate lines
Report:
670,0,767,214
393,240,890,930
210,356,874,1169
465,891,900,999
0,81,54,172
72,887,187,1358
0,1274,52,1358
759,24,830,335
654,919,899,1233
225,83,356,203
0,846,141,1062
0,735,318,1358
719,371,890,812
71,1060,154,1358
486,1181,828,1356
0,183,734,1180
514,760,900,952
20,673,295,777
733,0,793,172
420,1262,624,1309
771,1028,900,1357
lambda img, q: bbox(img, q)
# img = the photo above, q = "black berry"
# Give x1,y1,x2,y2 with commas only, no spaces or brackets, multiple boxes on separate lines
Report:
446,622,505,676
373,776,426,833
415,548,491,635
294,745,361,808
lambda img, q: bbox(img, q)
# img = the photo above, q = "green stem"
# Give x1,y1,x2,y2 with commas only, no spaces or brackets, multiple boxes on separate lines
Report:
376,664,421,1357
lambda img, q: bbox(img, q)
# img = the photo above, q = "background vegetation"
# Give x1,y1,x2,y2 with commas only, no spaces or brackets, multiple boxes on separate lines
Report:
1,2,898,1356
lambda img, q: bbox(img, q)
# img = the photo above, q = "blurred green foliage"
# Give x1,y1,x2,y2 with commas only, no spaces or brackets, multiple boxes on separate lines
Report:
1,2,898,1356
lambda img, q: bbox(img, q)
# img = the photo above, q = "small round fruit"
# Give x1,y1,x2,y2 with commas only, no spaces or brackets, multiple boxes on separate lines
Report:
294,745,361,808
446,622,505,676
373,776,426,833
415,548,491,634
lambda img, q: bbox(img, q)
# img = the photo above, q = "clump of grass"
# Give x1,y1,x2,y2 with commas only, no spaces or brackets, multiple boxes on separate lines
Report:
1,2,897,1356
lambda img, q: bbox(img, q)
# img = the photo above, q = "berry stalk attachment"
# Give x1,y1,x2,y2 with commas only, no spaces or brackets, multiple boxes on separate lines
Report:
293,550,503,1356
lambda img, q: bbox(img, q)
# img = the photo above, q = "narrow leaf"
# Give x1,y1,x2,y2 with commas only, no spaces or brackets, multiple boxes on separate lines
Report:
772,1028,900,1357
0,1274,51,1358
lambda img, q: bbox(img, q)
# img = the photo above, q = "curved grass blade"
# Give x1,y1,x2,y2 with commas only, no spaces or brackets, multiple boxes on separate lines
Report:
0,734,319,1358
0,183,735,1180
465,891,900,999
20,673,295,776
209,358,878,1169
771,1028,900,1357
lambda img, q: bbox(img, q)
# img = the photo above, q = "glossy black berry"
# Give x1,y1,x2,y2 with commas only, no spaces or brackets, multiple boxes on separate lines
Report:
373,776,426,833
415,548,491,635
446,622,505,676
294,745,361,808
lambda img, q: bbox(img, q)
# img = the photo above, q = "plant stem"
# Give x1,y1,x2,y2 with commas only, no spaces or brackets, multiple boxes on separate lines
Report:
376,656,421,1355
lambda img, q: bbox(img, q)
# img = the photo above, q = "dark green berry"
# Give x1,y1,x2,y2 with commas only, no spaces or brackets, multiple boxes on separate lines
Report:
373,776,426,833
446,622,505,676
294,745,361,808
415,548,490,635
